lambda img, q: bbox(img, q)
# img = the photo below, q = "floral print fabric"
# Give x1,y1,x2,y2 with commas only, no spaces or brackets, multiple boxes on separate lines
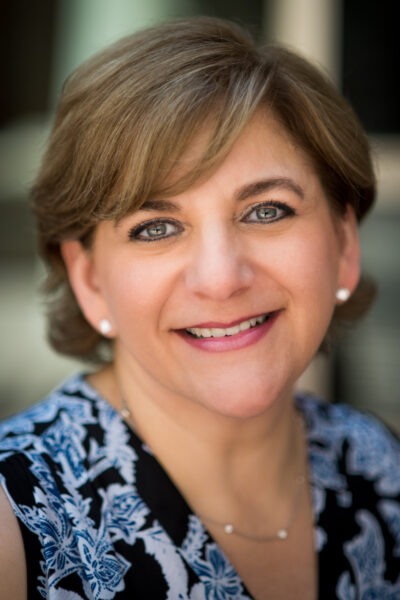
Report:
0,374,399,599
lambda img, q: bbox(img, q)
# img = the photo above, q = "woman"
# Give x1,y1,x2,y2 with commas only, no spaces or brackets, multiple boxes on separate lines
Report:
0,16,399,600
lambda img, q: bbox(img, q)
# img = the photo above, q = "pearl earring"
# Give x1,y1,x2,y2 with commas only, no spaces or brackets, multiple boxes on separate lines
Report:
336,288,351,302
99,318,112,335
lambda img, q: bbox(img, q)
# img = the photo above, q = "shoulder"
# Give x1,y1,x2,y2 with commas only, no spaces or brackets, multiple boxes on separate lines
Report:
0,486,27,599
0,374,135,597
297,396,400,595
0,373,99,435
0,373,101,451
0,373,105,513
297,392,399,454
297,393,400,493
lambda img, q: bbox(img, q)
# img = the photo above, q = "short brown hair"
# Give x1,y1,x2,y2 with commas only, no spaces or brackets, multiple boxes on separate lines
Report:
31,16,376,362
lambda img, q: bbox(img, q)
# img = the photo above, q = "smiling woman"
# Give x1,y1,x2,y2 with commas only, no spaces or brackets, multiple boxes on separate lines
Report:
62,110,353,419
0,16,399,600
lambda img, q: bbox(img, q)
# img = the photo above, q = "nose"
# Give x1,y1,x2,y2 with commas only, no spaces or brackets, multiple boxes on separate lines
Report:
184,226,254,301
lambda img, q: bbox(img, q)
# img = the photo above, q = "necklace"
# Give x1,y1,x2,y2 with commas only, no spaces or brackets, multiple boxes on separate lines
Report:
119,398,306,543
197,474,305,543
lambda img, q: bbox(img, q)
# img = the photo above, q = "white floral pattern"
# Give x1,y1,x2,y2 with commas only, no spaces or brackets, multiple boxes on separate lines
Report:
0,374,399,598
337,511,400,600
191,543,248,600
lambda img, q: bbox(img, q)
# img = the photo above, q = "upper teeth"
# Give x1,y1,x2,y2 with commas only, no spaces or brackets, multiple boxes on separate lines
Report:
186,314,268,338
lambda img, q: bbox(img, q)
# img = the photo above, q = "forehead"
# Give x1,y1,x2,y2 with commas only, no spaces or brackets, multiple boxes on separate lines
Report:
162,110,319,201
111,108,322,224
217,111,310,171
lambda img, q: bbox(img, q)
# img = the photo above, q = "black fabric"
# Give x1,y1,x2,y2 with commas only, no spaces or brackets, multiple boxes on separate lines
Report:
0,374,399,599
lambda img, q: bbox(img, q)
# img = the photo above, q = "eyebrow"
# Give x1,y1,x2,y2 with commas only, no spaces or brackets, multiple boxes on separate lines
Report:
137,177,305,213
235,177,305,202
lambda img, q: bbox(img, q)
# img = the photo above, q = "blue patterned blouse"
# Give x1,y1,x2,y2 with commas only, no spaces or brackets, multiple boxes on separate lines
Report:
0,374,399,599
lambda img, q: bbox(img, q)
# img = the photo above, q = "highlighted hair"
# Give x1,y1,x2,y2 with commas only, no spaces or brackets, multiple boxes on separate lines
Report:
31,17,376,361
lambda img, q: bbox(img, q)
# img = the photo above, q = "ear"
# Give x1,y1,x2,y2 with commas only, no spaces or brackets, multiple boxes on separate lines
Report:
336,205,361,297
61,240,114,336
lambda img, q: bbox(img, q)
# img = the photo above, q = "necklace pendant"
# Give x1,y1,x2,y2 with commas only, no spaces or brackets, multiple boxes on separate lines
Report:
224,523,234,534
277,528,288,540
120,407,131,420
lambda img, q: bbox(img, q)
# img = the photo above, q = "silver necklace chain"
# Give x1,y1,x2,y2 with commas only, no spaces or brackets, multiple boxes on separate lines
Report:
196,474,305,542
119,398,306,543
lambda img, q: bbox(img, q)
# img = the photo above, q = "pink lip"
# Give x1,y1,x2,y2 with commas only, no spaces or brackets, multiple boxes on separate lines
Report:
182,312,268,329
176,311,280,353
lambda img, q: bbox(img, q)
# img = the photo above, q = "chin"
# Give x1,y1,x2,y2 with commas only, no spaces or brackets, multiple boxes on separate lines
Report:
191,360,300,419
196,384,287,420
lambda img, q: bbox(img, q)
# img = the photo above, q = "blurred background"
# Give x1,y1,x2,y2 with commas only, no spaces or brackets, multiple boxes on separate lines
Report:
1,0,399,429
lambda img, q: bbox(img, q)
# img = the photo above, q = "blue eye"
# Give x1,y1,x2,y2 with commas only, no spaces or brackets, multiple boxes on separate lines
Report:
129,219,181,241
243,201,294,224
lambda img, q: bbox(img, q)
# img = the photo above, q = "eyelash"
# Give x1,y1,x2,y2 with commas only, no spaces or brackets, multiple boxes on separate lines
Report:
128,201,295,242
128,218,183,242
242,200,295,224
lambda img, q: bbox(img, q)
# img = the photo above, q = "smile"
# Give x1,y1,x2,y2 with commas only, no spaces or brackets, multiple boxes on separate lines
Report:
177,311,280,353
185,314,269,339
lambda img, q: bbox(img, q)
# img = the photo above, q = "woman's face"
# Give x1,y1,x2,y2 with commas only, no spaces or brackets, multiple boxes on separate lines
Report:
64,111,359,418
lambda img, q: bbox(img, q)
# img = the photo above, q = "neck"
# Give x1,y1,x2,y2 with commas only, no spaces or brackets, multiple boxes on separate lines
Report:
91,361,305,511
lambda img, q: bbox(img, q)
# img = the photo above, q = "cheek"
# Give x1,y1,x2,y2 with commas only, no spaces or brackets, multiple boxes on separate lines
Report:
285,225,341,338
258,219,341,330
100,255,178,329
265,226,340,365
288,234,339,294
276,215,341,290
